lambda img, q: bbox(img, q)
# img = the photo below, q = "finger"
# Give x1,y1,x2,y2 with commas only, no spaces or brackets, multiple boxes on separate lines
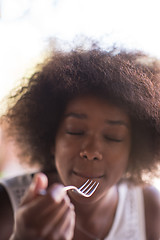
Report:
39,195,72,237
20,172,48,205
56,204,75,240
18,186,71,239
18,198,68,239
62,209,75,240
40,189,69,218
19,184,67,225
48,183,67,203
46,204,75,240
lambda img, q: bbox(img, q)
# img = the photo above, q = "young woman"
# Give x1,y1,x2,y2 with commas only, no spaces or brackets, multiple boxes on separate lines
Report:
0,45,160,240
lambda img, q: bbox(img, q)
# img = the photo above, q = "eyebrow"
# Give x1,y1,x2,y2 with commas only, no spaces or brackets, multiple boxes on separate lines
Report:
105,120,129,128
64,112,129,127
64,112,87,119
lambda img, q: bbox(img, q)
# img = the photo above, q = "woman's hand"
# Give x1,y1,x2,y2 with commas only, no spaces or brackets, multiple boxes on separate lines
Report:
10,173,75,240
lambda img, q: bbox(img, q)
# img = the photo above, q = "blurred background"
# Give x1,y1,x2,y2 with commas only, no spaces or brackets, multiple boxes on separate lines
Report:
0,0,160,190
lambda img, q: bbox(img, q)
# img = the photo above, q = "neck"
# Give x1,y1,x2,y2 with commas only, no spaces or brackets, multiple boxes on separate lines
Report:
75,224,101,240
73,185,119,240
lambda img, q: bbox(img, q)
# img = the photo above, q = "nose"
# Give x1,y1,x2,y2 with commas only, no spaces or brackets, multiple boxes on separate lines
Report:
80,137,103,161
80,150,102,161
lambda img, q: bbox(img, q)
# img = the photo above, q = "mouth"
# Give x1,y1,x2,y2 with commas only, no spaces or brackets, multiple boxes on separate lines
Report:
72,170,105,179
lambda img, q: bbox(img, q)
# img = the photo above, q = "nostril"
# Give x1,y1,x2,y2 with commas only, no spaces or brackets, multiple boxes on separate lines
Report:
80,152,85,158
80,151,102,161
80,152,88,159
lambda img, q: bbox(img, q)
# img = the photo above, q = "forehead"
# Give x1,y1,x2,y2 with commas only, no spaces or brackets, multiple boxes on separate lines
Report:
64,95,130,124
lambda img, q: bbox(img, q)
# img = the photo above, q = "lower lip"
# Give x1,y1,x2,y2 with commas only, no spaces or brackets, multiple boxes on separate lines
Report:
72,171,104,180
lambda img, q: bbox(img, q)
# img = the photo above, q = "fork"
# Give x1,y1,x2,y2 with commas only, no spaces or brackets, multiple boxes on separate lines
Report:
64,179,99,197
39,179,99,198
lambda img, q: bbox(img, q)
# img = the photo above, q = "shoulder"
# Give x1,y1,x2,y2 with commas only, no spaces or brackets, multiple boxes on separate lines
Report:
143,185,160,240
0,184,14,239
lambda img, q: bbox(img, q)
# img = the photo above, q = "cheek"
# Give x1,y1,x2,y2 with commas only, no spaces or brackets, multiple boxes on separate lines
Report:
55,133,80,156
54,141,69,183
105,140,131,172
102,147,130,187
55,137,72,159
54,141,66,168
54,136,77,171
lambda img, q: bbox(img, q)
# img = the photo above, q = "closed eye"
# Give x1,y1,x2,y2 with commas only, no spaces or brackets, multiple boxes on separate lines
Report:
104,136,123,142
66,131,84,135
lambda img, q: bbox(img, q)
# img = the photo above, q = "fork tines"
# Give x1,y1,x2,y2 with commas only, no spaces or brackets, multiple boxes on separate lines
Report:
79,179,99,196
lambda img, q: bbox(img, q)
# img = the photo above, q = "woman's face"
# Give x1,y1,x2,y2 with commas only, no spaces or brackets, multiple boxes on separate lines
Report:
53,95,131,202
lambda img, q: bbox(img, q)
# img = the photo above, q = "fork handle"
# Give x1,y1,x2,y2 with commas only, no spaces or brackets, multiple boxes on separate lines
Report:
38,186,76,196
63,186,77,191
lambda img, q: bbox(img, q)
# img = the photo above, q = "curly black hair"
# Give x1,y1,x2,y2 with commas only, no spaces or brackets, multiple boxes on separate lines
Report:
4,44,160,183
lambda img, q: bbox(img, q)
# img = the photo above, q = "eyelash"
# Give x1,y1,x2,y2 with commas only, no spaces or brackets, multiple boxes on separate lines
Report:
66,131,122,142
66,131,84,135
104,136,122,142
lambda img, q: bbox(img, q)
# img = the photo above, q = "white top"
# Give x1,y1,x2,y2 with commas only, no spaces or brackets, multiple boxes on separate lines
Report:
104,183,146,240
0,174,146,240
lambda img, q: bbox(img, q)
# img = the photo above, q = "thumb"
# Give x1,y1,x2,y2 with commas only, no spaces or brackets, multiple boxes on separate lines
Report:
20,172,48,205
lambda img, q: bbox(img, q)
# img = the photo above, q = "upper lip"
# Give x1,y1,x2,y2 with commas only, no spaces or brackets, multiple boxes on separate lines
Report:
72,170,104,179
